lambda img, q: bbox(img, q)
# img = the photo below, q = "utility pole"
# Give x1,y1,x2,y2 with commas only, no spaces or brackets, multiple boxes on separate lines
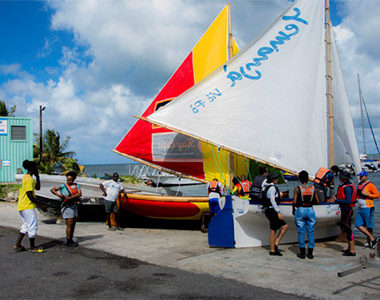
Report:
39,105,46,162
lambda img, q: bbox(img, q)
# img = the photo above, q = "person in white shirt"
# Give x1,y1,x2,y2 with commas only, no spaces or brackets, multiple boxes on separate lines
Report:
99,172,127,231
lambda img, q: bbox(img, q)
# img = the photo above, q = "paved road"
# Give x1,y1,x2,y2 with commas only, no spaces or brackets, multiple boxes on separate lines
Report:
1,226,310,300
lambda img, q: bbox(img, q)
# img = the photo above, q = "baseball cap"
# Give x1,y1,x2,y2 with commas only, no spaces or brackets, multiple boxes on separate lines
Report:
358,170,368,177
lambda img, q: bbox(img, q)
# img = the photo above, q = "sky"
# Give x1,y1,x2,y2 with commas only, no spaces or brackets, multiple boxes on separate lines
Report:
1,0,380,165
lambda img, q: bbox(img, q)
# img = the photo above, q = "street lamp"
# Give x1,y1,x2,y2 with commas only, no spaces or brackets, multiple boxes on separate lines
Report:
39,105,46,162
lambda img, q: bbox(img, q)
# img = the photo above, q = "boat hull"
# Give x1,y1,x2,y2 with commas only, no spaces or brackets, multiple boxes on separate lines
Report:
120,193,210,220
209,195,346,248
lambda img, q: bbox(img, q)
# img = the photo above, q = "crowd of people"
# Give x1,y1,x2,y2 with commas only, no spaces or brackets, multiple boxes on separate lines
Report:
207,165,379,258
13,159,379,258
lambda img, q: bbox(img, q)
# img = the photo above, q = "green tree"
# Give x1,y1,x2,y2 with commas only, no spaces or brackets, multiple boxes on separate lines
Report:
0,100,16,116
34,129,82,174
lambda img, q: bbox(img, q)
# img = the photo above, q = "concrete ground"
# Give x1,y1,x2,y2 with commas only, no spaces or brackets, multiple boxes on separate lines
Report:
1,201,379,300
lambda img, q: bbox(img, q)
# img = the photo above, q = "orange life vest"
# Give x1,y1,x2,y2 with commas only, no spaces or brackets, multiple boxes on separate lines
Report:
62,183,80,206
238,181,252,196
314,167,332,187
297,185,315,207
208,180,221,196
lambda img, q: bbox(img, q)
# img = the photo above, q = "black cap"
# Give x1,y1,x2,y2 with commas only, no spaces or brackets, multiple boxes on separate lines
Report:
339,171,351,180
267,172,279,180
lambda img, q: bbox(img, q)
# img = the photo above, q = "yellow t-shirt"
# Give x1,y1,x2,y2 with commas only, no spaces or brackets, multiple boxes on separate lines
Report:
18,174,36,211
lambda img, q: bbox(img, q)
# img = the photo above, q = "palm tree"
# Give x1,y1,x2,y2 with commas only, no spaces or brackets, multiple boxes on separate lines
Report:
0,100,16,116
34,129,82,174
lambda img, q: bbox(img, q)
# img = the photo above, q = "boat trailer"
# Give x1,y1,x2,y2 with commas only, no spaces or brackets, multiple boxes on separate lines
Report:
338,253,380,277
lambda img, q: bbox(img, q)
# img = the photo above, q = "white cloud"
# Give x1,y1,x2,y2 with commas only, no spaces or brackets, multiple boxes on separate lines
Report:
3,0,380,165
333,0,380,154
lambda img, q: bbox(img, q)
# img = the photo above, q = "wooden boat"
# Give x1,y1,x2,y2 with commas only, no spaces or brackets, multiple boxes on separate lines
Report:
143,0,362,247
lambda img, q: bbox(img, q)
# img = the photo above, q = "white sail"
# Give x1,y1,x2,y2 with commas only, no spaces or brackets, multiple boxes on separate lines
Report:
146,0,360,177
330,29,361,173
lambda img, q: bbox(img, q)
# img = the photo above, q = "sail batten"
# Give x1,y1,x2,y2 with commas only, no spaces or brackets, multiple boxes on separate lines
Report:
136,115,299,176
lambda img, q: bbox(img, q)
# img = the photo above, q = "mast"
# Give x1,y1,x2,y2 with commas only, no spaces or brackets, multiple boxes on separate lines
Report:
326,0,334,167
357,73,366,154
227,2,235,187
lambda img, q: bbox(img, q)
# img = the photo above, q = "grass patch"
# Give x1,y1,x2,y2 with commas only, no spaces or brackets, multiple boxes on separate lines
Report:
119,175,143,185
0,184,19,199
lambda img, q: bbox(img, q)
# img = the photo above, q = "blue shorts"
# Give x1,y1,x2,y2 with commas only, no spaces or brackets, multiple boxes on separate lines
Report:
209,198,220,214
355,207,375,229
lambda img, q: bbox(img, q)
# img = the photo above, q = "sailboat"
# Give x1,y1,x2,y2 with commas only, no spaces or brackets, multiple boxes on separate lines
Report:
113,4,248,220
142,0,362,246
357,73,380,172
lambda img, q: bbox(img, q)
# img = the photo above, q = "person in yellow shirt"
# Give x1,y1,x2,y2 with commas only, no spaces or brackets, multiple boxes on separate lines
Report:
14,160,47,253
355,170,379,250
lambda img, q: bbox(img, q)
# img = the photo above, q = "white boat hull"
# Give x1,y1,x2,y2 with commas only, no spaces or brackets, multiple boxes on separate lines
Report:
209,195,344,248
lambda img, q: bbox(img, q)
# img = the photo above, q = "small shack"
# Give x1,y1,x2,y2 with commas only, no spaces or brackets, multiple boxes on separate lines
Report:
0,117,33,183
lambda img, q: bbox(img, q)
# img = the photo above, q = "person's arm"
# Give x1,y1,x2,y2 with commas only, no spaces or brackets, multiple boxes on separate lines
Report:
34,172,41,191
232,185,238,194
99,183,107,197
26,191,47,212
50,185,65,200
292,187,299,215
268,186,280,213
362,183,380,199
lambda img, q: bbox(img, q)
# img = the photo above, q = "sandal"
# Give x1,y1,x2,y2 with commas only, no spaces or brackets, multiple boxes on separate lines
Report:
13,246,26,252
29,248,46,253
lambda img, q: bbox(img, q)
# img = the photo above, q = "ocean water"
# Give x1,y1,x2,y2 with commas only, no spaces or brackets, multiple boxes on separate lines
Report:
84,163,141,178
84,163,380,236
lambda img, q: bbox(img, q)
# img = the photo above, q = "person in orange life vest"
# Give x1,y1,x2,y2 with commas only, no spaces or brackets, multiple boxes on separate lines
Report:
262,172,288,256
232,175,252,199
332,171,357,256
14,160,47,253
51,171,82,247
355,170,379,250
292,170,320,259
314,165,340,203
207,178,224,216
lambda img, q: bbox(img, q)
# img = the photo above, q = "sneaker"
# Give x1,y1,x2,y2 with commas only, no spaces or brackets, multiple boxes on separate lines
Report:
108,227,116,231
269,251,283,256
342,249,350,253
370,238,378,250
362,242,370,249
116,227,124,231
342,252,356,256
